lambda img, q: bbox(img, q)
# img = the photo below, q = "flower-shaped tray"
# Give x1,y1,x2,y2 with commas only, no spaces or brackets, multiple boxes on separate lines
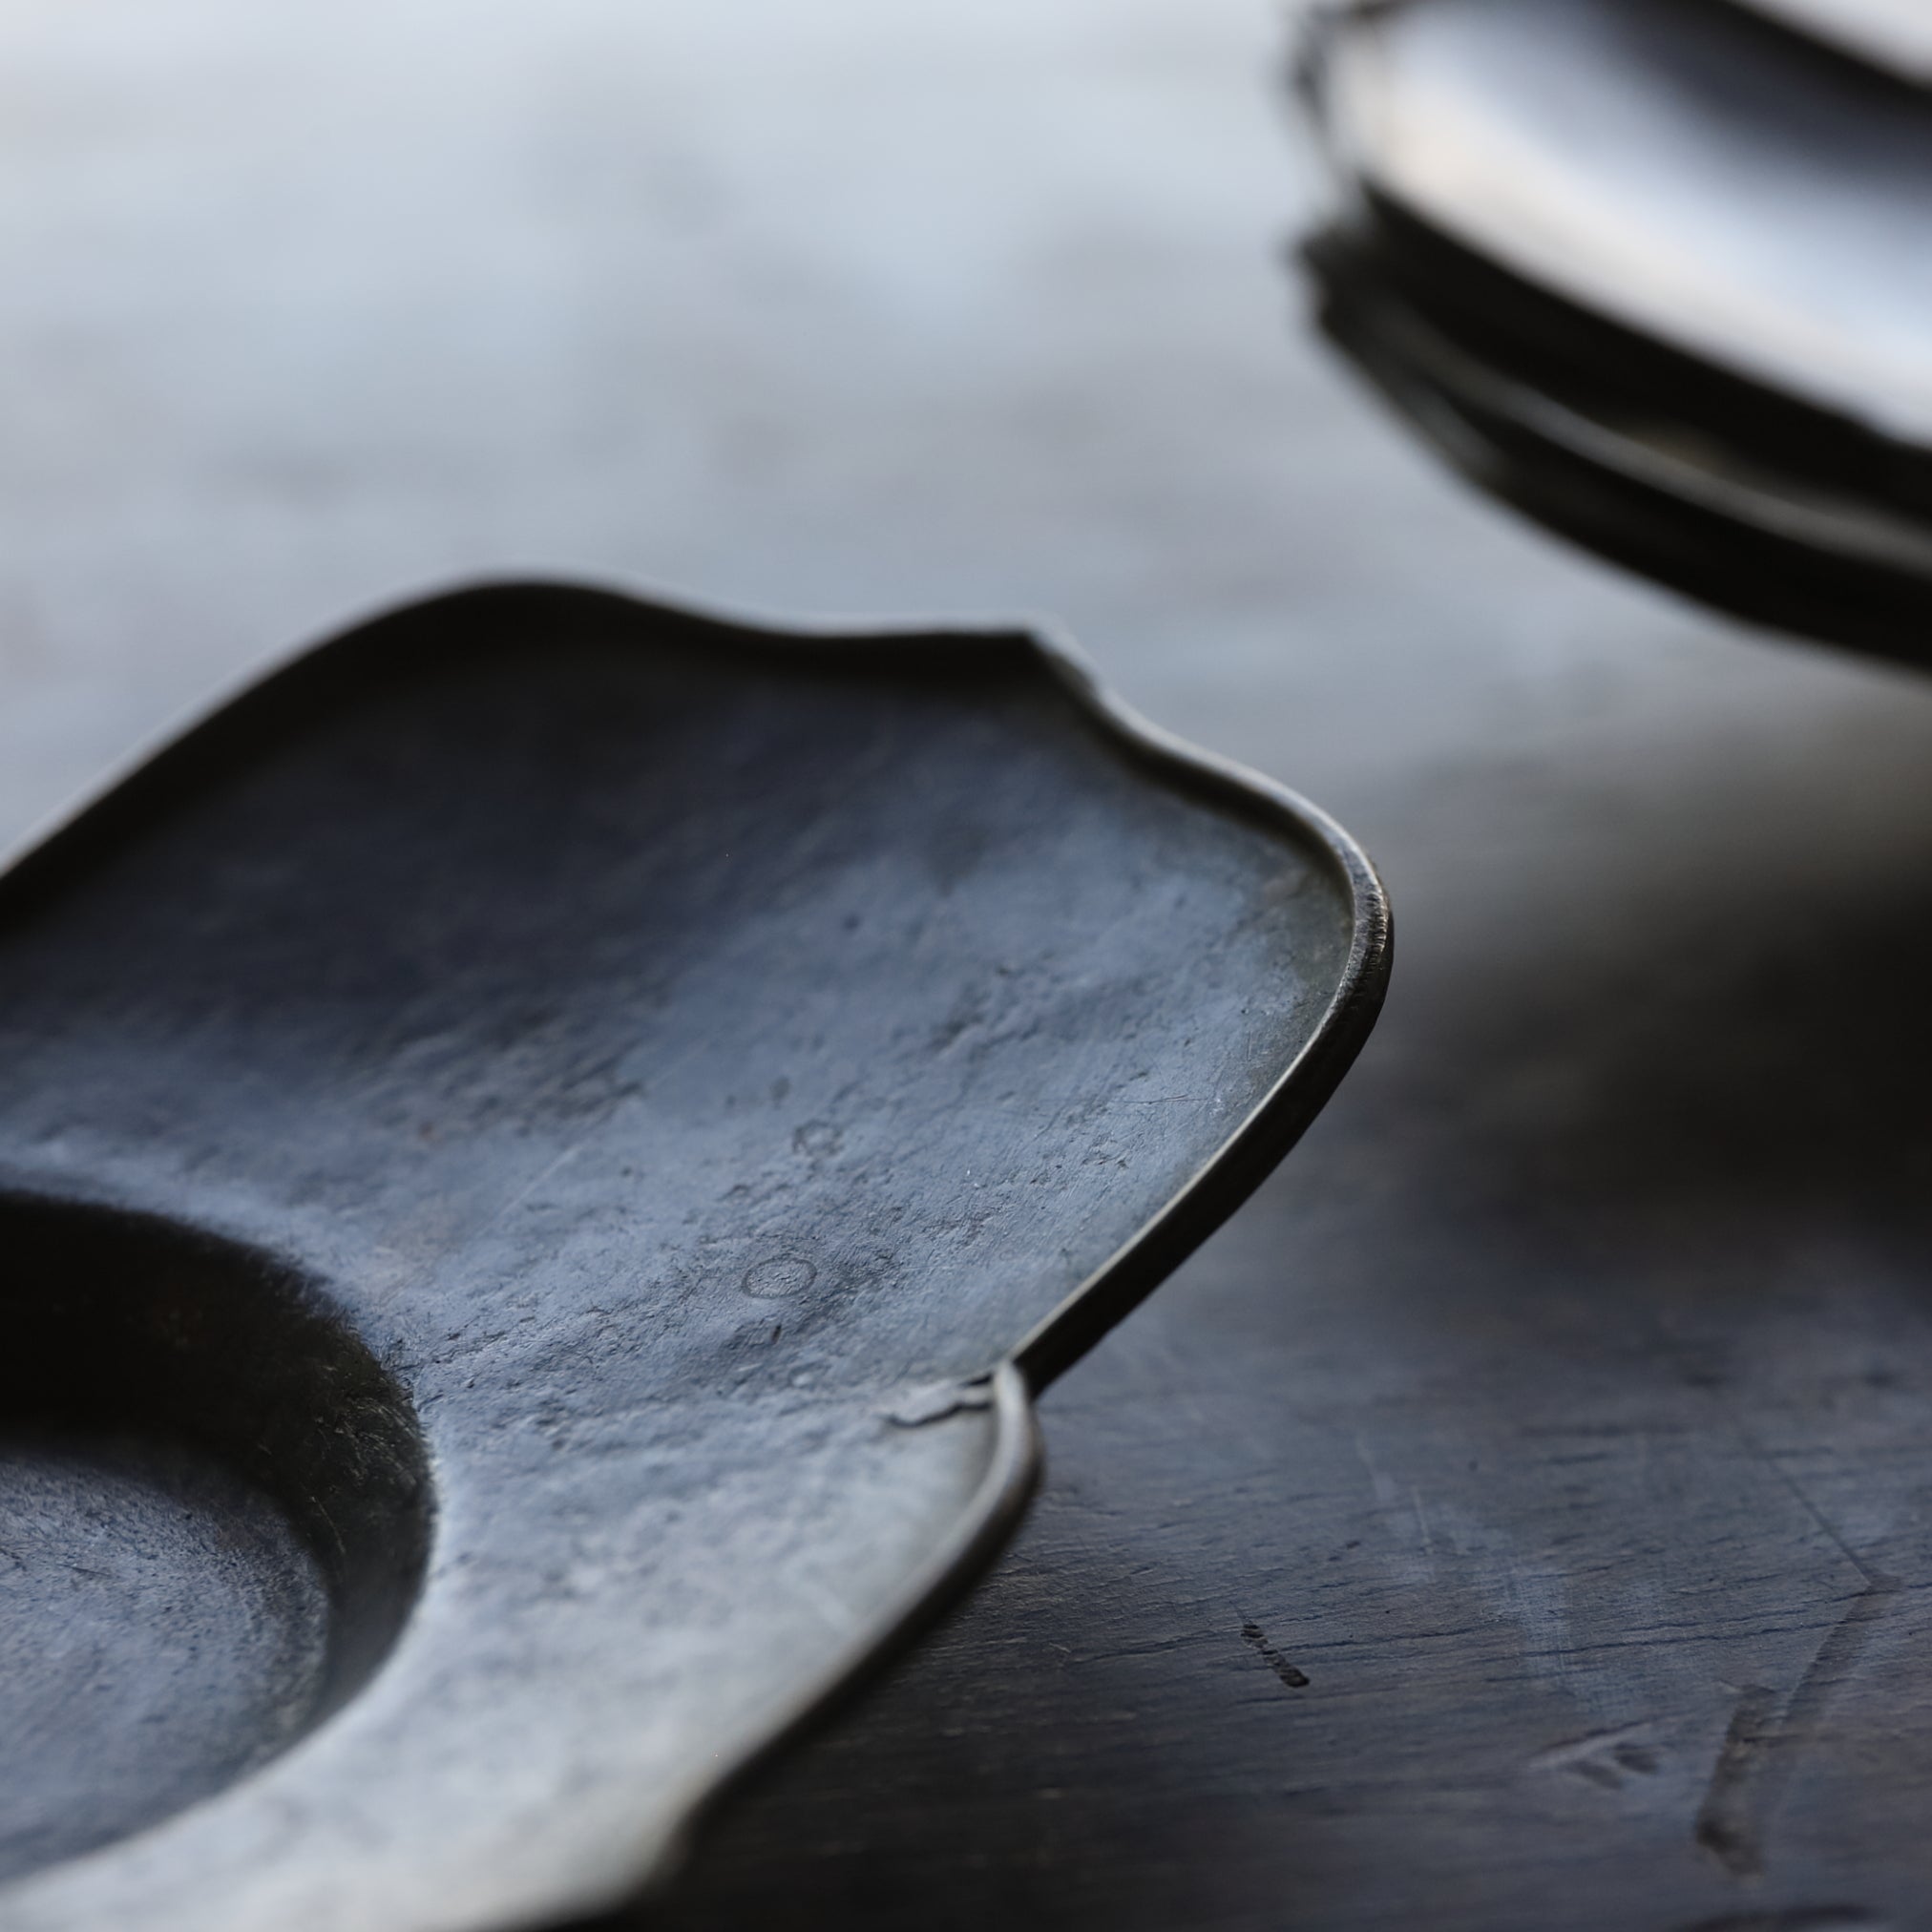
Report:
0,582,1386,1932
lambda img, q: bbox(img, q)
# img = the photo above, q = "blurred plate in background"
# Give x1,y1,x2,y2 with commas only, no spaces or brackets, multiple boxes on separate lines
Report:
1300,0,1932,662
1729,0,1932,85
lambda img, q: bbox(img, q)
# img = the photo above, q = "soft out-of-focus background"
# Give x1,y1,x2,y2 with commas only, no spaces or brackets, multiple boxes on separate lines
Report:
10,2,1932,1927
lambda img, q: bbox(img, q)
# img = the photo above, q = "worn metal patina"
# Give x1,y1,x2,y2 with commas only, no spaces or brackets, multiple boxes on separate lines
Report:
0,581,1385,1932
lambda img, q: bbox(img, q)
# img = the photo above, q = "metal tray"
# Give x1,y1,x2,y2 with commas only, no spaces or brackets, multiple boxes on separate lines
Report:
0,581,1386,1932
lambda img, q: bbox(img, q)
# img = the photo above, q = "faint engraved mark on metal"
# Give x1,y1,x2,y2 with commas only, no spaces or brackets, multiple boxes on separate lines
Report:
886,1380,996,1430
740,1255,817,1299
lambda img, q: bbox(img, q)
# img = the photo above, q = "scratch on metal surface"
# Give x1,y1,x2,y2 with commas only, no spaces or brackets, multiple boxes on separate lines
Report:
472,1141,584,1244
886,1378,995,1429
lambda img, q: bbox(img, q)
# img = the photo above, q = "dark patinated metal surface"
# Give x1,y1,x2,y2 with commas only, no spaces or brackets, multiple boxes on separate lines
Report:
0,582,1382,1930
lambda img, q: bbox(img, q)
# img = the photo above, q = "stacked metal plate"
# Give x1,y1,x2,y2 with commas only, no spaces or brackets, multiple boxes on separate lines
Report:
1298,0,1932,665
1734,0,1932,83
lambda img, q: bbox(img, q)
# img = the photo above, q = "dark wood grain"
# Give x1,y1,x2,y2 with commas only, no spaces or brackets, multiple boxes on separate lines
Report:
1,2,1931,1927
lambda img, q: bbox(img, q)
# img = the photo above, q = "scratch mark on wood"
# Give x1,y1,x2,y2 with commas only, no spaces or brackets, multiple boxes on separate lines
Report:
1679,1908,1882,1931
1241,1621,1310,1690
1694,1570,1898,1879
1754,1437,1892,1600
1779,1574,1900,1754
1683,1408,1902,1880
1695,1685,1779,1877
1530,1719,1661,1789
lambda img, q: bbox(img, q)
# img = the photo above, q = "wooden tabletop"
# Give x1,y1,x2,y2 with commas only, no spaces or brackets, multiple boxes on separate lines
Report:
4,2,1932,1927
